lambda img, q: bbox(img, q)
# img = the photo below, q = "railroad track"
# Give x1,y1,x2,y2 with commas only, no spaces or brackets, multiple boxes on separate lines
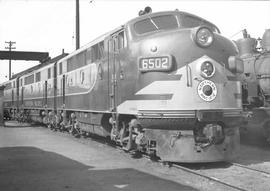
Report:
171,163,248,191
137,154,249,191
37,126,270,191
230,162,270,176
169,161,270,191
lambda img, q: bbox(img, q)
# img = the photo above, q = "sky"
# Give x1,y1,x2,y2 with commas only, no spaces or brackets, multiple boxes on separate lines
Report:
0,0,269,83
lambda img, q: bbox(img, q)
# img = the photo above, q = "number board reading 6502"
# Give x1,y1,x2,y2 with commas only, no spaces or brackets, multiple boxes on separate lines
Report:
139,55,172,72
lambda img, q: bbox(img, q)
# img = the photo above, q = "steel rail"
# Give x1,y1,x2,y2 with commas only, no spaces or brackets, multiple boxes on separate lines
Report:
231,162,270,176
131,153,248,191
171,163,248,191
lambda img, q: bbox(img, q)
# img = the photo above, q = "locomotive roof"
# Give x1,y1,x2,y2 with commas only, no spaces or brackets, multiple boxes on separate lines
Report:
11,53,68,80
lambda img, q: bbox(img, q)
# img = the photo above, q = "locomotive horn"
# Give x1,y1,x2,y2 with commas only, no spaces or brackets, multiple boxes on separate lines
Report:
138,6,152,16
144,6,152,14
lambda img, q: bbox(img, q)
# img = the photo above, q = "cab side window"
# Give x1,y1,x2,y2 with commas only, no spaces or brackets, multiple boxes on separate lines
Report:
91,42,104,62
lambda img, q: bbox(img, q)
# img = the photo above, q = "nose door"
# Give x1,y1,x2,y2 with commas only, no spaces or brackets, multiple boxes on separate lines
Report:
107,29,125,132
108,29,125,113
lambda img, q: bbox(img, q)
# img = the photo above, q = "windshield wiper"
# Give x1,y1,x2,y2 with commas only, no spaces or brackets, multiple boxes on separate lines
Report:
148,17,159,30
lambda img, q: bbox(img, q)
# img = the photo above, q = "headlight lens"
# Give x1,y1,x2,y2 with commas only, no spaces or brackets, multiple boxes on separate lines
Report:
194,27,214,47
200,61,215,78
203,85,213,96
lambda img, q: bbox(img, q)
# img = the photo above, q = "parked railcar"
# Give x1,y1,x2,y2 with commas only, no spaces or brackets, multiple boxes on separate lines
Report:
2,8,244,162
3,54,67,122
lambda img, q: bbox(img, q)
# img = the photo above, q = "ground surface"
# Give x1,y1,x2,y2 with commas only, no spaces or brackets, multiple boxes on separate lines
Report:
2,122,270,191
0,123,202,191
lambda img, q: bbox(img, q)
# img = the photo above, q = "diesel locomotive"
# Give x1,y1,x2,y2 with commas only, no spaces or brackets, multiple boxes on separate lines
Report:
2,8,244,162
235,29,270,143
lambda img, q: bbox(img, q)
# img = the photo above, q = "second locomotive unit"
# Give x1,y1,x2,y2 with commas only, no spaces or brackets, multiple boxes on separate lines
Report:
3,8,244,162
235,29,270,143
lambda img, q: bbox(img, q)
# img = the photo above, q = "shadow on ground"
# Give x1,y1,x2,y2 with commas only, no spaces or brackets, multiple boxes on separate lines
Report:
0,147,197,191
239,108,270,150
175,162,233,171
240,126,270,149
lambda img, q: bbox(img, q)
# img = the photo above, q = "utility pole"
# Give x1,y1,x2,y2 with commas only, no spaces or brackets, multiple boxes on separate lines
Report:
76,0,80,50
5,41,16,80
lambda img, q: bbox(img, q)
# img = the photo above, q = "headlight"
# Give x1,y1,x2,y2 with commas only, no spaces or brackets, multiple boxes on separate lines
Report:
193,27,214,47
200,61,215,78
202,84,213,96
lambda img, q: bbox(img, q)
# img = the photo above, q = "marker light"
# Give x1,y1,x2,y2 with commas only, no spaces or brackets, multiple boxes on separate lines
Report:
200,61,215,78
194,27,214,47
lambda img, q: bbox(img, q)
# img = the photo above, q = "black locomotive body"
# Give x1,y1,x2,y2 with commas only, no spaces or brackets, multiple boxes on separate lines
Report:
235,29,270,143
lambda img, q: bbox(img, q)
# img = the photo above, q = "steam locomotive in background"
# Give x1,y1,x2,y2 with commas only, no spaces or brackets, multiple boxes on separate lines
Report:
235,29,270,143
2,8,244,162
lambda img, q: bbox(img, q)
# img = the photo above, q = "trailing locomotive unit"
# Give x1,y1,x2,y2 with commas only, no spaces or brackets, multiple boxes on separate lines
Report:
235,29,270,142
2,8,244,162
2,54,67,123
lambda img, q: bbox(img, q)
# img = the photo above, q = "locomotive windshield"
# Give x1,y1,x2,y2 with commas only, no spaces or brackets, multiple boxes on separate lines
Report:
133,13,220,35
134,15,179,34
181,15,220,33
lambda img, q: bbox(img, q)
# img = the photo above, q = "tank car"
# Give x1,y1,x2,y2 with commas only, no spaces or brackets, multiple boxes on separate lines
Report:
2,8,244,162
235,29,270,143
